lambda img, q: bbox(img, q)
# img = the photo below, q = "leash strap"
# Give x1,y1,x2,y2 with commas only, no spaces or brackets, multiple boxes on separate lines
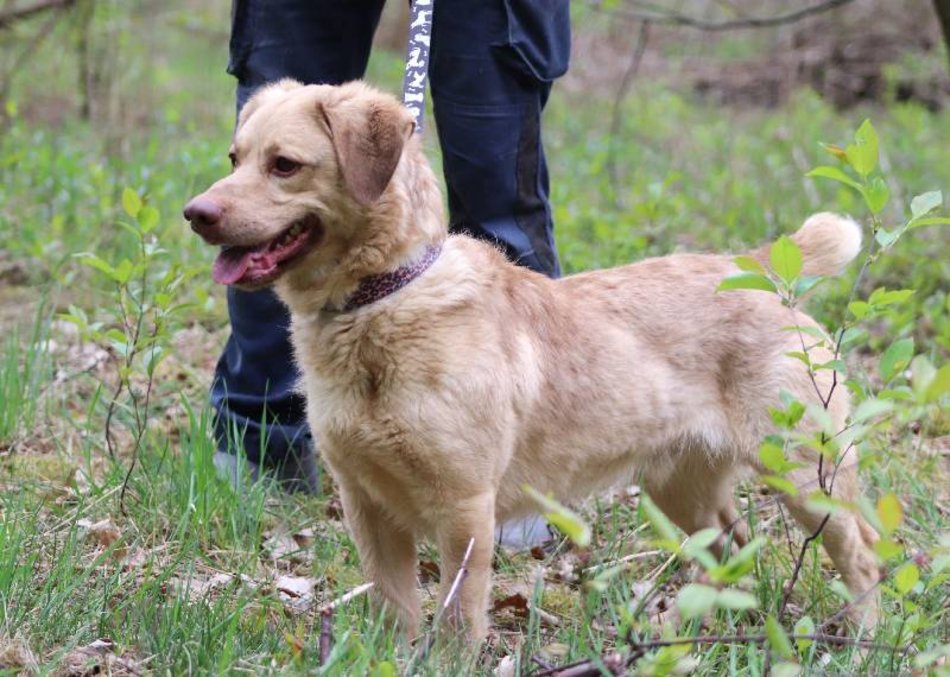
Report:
402,0,433,135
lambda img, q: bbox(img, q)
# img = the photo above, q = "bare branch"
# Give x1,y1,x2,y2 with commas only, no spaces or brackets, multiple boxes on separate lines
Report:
606,20,650,205
407,537,476,671
586,0,856,32
440,536,475,617
530,632,909,676
318,608,333,666
317,582,374,667
319,581,375,614
0,0,76,29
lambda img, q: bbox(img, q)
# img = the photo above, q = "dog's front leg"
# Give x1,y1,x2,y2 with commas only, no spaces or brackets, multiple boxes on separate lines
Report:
435,491,496,641
338,483,420,637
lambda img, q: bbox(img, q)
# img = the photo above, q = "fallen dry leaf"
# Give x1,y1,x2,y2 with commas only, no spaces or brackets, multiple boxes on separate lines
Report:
292,527,316,548
418,559,440,583
492,592,530,616
325,497,344,521
55,638,143,677
0,639,39,675
263,530,311,566
166,572,236,602
77,518,121,548
493,654,517,677
275,575,314,598
275,574,318,613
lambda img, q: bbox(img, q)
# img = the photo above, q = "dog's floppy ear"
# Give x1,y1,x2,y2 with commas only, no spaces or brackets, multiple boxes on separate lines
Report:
319,97,415,207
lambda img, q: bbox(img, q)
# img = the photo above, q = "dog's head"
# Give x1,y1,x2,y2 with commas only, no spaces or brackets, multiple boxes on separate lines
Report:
184,80,428,292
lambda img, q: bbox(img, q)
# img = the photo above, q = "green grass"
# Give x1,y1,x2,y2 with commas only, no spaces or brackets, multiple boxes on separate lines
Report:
0,2,948,674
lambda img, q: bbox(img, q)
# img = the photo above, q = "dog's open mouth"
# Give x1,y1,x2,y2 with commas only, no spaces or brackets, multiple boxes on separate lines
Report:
212,216,321,286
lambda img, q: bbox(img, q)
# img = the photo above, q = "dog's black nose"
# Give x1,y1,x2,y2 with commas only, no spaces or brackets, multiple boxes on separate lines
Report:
183,197,223,234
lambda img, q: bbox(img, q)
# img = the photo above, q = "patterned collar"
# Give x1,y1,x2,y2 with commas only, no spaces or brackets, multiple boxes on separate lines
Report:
333,243,443,313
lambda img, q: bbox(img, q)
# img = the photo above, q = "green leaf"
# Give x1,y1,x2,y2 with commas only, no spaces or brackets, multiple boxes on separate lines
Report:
139,205,160,232
876,493,902,534
851,398,894,423
717,272,777,294
819,142,848,161
813,359,846,374
710,537,765,583
522,486,591,548
370,661,397,677
873,538,903,561
770,236,803,284
925,364,950,402
874,227,900,248
771,662,801,677
805,166,861,191
845,119,879,177
910,355,936,400
910,190,942,219
715,588,758,611
785,351,811,367
113,259,134,284
805,491,850,515
793,615,815,652
769,401,806,429
894,563,919,595
762,475,799,497
868,287,915,306
640,493,680,547
828,579,853,603
792,275,821,297
765,615,795,659
862,176,889,214
734,255,766,274
760,441,792,472
676,583,718,619
684,528,721,552
908,216,950,227
848,301,870,320
879,337,914,383
122,187,142,218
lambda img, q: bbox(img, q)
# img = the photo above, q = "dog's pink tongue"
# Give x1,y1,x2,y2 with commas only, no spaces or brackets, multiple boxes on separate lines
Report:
213,247,253,285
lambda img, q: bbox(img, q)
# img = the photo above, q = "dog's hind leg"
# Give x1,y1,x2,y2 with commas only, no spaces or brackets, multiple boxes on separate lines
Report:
339,483,421,637
781,454,880,628
643,452,747,557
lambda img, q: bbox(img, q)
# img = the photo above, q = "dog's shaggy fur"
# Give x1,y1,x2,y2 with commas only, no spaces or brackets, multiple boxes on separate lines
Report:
186,80,880,640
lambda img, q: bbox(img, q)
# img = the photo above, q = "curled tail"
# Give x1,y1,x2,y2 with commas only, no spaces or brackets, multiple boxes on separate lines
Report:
752,213,863,277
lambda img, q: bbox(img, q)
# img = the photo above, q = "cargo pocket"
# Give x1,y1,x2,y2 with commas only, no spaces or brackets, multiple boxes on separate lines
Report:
494,0,571,83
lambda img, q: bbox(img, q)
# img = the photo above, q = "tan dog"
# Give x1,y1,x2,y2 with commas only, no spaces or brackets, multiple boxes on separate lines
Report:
185,80,880,640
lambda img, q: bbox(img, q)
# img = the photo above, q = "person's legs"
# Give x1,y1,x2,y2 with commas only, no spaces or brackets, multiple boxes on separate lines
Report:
213,0,385,491
430,0,569,277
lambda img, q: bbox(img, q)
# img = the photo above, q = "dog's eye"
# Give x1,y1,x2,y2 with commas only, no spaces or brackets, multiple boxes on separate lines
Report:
228,152,237,170
272,156,302,177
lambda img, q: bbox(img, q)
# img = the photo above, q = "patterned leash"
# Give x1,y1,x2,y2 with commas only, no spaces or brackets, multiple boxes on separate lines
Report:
402,0,433,135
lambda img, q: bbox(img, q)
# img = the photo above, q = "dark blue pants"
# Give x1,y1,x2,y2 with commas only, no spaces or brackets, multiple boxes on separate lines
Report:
214,0,570,465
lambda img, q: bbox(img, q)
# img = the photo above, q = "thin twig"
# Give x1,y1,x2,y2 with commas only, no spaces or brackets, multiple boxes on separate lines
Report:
319,608,333,666
440,537,476,617
316,582,374,667
583,549,663,574
605,20,650,206
530,632,908,676
778,512,831,619
0,0,76,28
586,0,855,32
407,536,476,671
319,581,375,614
